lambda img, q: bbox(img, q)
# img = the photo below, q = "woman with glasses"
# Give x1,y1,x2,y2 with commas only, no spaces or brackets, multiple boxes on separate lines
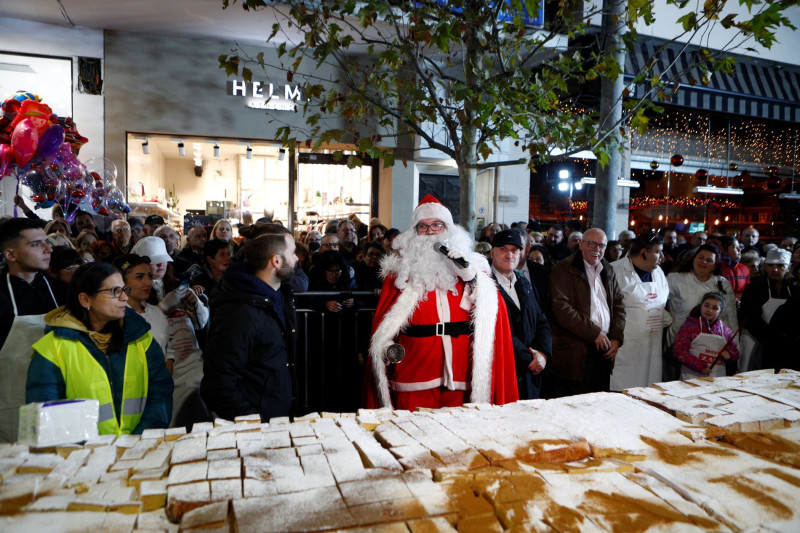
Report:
26,262,173,435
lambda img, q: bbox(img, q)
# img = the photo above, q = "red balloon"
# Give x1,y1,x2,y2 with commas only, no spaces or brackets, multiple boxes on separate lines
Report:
11,118,39,167
32,194,45,203
71,189,86,199
670,154,684,167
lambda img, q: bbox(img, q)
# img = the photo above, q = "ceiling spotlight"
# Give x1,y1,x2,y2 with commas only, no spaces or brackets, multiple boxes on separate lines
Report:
178,141,185,157
278,148,286,161
142,139,150,155
558,169,570,180
246,145,253,160
213,144,220,158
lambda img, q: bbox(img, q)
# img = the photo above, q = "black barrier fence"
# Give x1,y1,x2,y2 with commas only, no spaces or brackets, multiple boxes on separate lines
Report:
293,291,378,414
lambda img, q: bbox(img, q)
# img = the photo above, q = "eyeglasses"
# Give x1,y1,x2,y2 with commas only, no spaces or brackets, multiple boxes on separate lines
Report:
327,268,343,274
113,227,131,234
96,286,132,299
415,221,445,234
584,240,607,250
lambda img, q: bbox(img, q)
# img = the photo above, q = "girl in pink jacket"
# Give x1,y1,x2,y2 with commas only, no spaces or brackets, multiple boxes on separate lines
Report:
673,292,739,380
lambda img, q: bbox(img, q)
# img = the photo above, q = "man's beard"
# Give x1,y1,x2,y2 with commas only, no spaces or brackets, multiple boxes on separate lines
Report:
389,226,474,293
276,257,295,282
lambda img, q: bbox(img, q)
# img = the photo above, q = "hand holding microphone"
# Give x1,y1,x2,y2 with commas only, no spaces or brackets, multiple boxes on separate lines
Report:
433,242,470,268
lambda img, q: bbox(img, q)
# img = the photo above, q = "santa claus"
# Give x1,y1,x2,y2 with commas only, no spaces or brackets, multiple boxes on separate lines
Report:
365,195,518,410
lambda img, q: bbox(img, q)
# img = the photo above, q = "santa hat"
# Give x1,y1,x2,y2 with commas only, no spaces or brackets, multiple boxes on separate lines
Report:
412,194,454,227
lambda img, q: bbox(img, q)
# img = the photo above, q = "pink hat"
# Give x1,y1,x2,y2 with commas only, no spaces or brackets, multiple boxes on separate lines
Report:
412,194,453,227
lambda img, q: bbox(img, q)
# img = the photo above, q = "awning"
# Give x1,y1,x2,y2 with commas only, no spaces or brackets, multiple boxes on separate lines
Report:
625,39,800,123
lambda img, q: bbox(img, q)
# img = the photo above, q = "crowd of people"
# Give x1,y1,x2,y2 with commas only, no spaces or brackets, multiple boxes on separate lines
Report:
1,192,798,439
0,198,402,439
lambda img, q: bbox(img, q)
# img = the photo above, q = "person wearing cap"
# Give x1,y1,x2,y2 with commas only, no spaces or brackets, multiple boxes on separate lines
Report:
365,195,517,411
739,248,792,371
548,228,626,397
764,261,800,371
609,231,672,390
144,215,165,236
489,229,551,399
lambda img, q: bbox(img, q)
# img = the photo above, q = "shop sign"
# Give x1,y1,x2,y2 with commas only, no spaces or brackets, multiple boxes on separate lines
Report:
227,80,304,111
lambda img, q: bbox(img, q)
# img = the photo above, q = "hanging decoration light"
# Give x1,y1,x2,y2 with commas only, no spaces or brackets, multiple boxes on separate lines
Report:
670,154,684,166
695,169,708,183
649,161,659,170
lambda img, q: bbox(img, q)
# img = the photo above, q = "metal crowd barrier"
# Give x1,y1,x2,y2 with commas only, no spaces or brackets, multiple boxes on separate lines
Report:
293,291,378,414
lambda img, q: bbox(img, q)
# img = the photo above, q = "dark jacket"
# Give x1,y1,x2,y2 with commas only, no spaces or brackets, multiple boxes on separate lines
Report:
764,282,800,371
178,246,204,267
26,307,173,433
201,264,296,422
741,276,792,344
521,259,551,318
549,253,626,382
492,271,552,399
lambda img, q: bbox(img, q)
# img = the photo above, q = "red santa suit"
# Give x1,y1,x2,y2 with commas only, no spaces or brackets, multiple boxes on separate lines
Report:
364,195,518,410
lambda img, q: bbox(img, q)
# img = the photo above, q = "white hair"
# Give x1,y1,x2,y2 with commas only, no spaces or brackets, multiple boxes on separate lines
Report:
381,223,483,293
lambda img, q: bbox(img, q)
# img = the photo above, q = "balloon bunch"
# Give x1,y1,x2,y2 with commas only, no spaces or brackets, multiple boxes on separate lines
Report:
1,91,129,218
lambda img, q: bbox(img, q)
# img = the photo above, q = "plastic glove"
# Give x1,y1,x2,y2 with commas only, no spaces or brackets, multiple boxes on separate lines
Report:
183,288,209,328
159,286,188,313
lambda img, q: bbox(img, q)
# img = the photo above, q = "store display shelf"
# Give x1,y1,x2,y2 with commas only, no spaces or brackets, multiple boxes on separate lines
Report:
128,202,182,220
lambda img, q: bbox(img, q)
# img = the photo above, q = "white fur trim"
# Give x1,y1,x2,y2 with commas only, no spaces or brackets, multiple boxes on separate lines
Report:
468,269,498,403
369,283,426,407
367,269,499,407
412,202,454,227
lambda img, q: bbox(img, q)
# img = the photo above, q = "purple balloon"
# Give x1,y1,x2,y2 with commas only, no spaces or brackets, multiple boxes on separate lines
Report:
38,125,66,159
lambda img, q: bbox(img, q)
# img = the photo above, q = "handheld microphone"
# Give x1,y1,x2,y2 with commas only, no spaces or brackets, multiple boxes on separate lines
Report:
434,242,470,268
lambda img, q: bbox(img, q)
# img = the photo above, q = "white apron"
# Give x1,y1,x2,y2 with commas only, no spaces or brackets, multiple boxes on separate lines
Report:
167,311,204,426
681,319,728,380
610,262,669,391
0,274,57,442
739,283,786,371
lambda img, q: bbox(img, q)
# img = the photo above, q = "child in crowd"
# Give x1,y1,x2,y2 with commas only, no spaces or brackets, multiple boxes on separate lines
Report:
672,291,739,380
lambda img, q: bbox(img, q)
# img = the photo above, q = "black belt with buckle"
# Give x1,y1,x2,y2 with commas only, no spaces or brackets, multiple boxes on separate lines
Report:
401,321,473,338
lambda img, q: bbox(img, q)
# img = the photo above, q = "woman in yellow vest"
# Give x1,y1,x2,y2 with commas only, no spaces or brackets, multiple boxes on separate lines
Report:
26,262,173,435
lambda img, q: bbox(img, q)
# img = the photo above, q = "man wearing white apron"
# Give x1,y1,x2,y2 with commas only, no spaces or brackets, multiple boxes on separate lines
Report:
610,232,672,390
0,219,60,442
740,249,791,371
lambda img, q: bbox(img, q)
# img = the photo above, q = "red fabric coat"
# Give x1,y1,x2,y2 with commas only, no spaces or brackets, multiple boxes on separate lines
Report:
364,275,518,410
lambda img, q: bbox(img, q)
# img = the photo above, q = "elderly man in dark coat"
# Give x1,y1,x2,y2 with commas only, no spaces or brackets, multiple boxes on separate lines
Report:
489,230,552,399
548,228,625,397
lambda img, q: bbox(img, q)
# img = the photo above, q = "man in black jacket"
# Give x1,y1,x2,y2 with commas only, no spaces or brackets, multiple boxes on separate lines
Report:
490,230,552,400
201,231,298,422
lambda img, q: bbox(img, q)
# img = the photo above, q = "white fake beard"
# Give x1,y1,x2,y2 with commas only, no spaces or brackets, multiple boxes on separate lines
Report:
388,225,474,293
